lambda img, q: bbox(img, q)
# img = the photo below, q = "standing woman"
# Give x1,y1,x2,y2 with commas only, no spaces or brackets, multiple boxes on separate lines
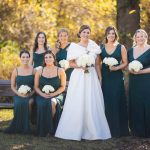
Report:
128,29,150,137
5,49,35,134
56,28,73,81
55,25,111,141
100,26,129,137
30,32,48,68
34,51,66,137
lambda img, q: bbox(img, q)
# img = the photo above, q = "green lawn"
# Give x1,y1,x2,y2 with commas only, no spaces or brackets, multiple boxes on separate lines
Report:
0,110,150,150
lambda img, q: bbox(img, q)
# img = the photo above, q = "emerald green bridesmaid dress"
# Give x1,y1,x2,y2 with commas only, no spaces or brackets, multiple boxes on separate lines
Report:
5,70,34,134
56,44,73,81
33,52,45,68
100,44,129,137
128,47,150,137
36,67,64,137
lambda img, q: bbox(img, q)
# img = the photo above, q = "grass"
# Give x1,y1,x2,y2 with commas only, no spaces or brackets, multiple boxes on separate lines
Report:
0,110,150,150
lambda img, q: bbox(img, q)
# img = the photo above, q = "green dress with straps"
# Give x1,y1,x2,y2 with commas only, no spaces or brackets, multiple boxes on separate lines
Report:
100,44,129,137
36,67,64,137
128,47,150,137
5,69,34,134
33,52,45,68
56,44,73,81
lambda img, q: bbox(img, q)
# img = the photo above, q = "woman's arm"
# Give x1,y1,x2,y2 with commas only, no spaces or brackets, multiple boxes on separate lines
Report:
50,68,66,97
110,45,128,71
34,69,50,98
29,50,33,66
95,55,102,82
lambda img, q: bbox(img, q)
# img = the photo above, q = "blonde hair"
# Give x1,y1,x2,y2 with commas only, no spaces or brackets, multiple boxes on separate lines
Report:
103,26,119,44
133,29,148,47
55,28,69,49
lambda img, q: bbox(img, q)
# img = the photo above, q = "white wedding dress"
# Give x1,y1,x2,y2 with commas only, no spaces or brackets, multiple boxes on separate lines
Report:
55,40,111,141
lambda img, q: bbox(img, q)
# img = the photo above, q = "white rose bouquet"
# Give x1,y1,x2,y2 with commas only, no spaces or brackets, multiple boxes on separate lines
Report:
103,57,119,67
59,59,69,70
42,85,55,94
18,85,31,95
128,60,143,72
76,54,95,73
35,66,42,70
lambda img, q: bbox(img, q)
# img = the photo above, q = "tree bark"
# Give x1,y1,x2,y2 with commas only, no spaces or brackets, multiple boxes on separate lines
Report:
117,0,140,49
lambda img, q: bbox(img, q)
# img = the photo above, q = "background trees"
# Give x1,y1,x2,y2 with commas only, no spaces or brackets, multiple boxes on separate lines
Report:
0,0,149,79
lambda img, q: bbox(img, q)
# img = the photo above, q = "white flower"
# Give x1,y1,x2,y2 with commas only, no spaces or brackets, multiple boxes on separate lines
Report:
42,85,55,94
59,59,69,70
103,57,118,67
35,66,42,70
128,60,143,72
18,85,31,95
76,54,95,68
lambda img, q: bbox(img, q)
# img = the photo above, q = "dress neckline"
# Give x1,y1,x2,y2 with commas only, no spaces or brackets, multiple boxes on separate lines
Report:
104,44,120,56
60,43,70,50
132,47,150,60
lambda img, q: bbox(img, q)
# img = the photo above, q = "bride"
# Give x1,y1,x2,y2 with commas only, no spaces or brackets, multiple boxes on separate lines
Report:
55,25,111,140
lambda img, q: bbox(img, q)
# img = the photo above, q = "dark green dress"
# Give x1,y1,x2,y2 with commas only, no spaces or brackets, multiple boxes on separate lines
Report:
33,52,45,68
56,44,73,81
36,67,64,137
128,47,150,137
100,44,129,137
5,70,34,134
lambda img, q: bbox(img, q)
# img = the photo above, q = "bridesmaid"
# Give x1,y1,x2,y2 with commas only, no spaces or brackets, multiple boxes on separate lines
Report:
5,49,35,134
34,51,66,137
100,26,129,137
30,32,48,68
56,28,73,81
128,29,150,137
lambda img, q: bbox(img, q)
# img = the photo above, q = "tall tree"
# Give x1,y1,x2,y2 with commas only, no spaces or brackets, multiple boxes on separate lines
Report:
117,0,140,48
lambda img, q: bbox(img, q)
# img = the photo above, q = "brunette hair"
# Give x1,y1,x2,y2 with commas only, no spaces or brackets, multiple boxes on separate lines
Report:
77,25,91,38
19,49,30,58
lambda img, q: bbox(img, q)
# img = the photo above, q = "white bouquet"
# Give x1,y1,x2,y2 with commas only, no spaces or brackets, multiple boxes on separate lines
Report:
128,60,143,72
76,54,95,73
18,85,31,95
35,66,42,70
103,57,119,67
42,85,55,94
59,59,69,70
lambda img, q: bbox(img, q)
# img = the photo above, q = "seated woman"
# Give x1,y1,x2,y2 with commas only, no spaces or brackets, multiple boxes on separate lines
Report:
34,51,66,137
5,49,35,134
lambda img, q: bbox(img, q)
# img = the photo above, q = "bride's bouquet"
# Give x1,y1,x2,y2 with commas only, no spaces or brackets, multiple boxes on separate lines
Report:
18,85,31,95
128,60,143,72
59,59,69,70
35,66,42,70
42,85,55,94
76,54,95,73
103,57,119,67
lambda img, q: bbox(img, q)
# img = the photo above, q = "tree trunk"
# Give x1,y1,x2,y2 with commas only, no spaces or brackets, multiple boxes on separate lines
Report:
117,0,140,49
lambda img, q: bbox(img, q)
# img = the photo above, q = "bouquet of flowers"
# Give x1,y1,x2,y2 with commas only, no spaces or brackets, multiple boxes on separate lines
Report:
128,60,143,72
103,57,119,67
18,85,31,95
76,54,95,73
59,59,69,70
42,85,55,94
35,66,42,70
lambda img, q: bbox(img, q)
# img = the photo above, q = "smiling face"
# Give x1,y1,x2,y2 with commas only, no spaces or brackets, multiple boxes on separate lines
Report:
44,53,55,66
135,31,147,46
80,29,91,42
37,33,46,45
20,53,30,65
58,31,69,44
106,29,116,43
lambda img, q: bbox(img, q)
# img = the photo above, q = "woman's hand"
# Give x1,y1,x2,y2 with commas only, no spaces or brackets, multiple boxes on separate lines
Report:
129,69,143,75
109,66,119,71
41,93,51,99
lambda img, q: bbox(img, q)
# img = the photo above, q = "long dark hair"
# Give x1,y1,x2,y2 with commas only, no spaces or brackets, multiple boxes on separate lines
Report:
33,32,47,52
43,51,57,67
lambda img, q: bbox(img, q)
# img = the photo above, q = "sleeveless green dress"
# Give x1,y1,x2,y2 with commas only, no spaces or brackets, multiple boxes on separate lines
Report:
33,52,45,68
128,47,150,137
36,67,64,137
5,70,34,134
56,44,73,81
100,44,129,137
